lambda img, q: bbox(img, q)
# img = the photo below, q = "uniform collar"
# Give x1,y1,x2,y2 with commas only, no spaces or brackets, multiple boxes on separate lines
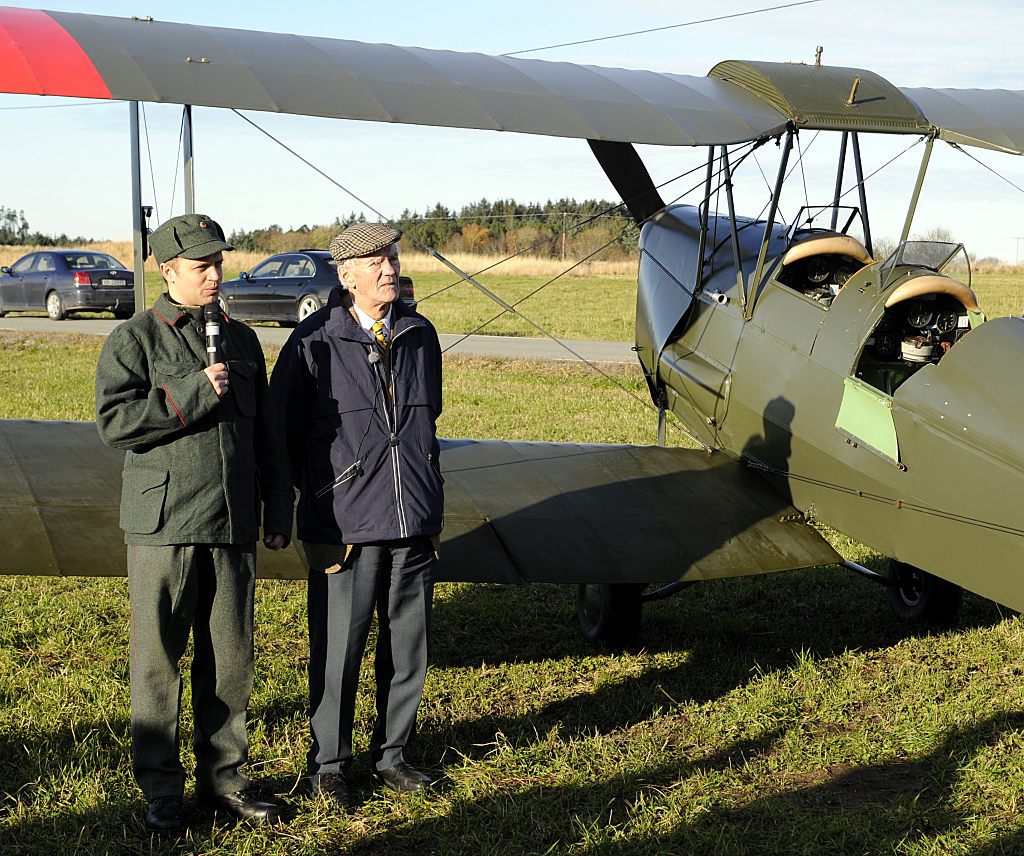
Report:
150,293,231,328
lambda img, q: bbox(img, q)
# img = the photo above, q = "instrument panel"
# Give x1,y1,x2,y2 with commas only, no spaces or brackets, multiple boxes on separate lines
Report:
777,253,863,302
860,294,970,392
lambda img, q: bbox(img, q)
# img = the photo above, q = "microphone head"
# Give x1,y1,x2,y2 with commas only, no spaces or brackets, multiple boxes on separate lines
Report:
367,351,381,365
203,302,221,322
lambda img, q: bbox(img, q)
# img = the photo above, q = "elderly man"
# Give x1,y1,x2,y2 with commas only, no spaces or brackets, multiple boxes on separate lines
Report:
95,214,292,833
269,222,443,808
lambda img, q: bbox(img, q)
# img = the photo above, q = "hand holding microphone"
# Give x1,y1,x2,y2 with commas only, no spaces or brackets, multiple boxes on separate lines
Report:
203,302,229,397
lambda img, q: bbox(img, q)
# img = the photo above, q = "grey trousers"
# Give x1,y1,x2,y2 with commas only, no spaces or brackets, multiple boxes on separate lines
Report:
127,543,256,800
307,536,434,775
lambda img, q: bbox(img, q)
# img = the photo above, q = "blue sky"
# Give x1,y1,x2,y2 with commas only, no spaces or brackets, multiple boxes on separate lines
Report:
1,0,1023,259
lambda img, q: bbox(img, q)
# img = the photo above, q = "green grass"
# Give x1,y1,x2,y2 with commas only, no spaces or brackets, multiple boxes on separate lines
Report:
3,334,1024,854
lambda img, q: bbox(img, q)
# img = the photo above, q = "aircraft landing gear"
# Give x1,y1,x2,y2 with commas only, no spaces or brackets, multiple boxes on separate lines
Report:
575,583,643,649
886,559,963,626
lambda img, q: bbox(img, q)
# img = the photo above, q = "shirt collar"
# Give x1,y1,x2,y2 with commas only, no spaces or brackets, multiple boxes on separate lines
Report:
351,302,392,335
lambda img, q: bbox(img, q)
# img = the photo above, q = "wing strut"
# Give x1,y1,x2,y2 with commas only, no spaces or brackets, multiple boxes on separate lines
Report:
587,140,665,224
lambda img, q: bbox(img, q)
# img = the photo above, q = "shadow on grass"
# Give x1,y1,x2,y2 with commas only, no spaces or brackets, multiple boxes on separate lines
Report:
0,716,303,855
342,710,1024,855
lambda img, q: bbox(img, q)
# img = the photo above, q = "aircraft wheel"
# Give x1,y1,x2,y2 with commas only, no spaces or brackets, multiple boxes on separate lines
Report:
297,295,321,323
45,291,66,320
886,559,963,627
575,583,643,649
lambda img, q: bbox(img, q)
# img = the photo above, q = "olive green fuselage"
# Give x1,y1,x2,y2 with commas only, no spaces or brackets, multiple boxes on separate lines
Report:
640,204,1024,611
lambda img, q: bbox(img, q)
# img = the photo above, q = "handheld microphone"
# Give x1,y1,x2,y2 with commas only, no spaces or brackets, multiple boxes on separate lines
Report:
203,303,222,366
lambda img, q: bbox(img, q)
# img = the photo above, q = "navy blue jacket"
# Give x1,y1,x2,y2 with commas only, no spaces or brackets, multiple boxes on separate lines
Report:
270,288,443,544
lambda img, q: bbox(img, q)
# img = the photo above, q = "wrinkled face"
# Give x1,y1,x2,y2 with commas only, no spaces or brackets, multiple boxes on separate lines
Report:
161,253,224,307
339,244,400,316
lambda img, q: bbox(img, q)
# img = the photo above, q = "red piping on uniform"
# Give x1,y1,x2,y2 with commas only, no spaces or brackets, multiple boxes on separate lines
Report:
0,8,111,98
150,307,180,327
162,384,187,427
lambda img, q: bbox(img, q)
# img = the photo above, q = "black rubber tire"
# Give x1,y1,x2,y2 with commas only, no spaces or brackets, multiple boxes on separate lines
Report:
886,559,963,627
297,295,321,323
113,310,132,320
575,583,643,649
45,291,66,320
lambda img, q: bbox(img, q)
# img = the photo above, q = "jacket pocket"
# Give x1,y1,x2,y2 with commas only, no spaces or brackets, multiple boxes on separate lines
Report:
120,466,170,535
228,359,258,417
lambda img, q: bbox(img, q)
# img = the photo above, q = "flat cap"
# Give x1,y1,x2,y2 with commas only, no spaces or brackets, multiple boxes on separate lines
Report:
149,213,233,264
329,222,401,262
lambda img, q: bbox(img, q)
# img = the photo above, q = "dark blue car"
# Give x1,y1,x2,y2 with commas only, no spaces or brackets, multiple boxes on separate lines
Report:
220,249,414,324
0,250,134,320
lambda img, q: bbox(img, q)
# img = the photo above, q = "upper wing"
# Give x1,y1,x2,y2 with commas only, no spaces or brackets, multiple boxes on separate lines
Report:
0,420,839,583
3,8,1024,153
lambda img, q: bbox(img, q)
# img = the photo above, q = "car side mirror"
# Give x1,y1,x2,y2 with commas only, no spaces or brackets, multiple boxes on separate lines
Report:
240,271,250,280
0,266,10,275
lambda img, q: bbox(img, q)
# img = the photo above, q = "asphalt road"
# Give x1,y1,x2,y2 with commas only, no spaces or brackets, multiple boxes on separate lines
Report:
0,315,636,363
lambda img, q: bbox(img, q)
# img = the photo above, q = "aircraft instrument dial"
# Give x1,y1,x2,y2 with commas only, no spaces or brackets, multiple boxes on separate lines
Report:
805,257,831,283
906,302,933,329
935,310,959,333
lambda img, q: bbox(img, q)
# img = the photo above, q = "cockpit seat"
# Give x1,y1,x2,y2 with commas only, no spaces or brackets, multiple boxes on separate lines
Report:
884,274,982,314
782,233,873,267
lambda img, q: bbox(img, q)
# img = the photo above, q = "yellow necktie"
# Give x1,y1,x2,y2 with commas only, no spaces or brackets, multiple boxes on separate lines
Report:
372,320,388,350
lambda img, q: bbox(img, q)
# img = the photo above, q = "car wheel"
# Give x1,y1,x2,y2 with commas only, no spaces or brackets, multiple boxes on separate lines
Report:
886,559,963,627
45,291,66,321
575,583,643,650
297,295,321,323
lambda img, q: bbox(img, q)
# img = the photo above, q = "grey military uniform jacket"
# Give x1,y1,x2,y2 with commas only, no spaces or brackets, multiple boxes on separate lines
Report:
95,294,293,546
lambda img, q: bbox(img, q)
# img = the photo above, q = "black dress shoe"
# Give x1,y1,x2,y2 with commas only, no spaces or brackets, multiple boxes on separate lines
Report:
310,771,351,809
376,762,432,793
203,788,283,824
144,795,184,835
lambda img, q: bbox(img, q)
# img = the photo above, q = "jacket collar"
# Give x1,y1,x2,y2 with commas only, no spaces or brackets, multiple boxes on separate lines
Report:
150,292,234,328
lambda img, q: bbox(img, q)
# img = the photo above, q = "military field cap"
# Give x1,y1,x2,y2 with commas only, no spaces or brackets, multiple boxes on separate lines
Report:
149,213,234,264
329,222,401,262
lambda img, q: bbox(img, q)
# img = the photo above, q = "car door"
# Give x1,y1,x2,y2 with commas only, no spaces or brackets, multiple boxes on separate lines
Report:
1,254,38,309
25,253,58,310
265,254,313,320
233,256,284,318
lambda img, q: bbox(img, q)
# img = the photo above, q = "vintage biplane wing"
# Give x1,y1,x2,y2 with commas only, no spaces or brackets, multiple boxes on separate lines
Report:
0,420,840,584
1,7,1024,154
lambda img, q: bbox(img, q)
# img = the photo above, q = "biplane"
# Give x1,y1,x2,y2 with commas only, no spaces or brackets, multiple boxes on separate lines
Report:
2,7,1024,646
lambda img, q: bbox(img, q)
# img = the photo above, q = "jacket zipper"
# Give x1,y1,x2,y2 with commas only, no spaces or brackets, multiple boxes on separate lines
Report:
386,325,416,538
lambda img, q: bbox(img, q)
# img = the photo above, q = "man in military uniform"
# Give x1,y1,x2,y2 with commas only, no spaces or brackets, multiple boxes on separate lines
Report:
270,222,443,809
95,214,293,834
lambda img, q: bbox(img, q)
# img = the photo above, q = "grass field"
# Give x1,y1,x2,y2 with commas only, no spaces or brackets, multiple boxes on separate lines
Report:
2,332,1024,854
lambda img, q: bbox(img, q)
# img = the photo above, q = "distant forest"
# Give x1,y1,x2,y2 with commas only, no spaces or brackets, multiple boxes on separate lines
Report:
226,198,638,260
0,206,93,247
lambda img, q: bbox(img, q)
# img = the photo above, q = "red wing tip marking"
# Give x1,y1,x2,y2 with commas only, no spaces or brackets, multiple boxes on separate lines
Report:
0,7,111,99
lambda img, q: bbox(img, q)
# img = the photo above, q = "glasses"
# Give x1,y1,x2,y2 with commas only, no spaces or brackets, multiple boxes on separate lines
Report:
357,254,400,271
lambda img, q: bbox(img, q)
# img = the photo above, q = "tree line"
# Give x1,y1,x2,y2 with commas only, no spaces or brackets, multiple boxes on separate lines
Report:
226,198,637,260
0,206,94,247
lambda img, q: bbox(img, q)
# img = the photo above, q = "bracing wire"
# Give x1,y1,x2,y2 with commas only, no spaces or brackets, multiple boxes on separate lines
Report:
139,102,160,224
948,142,1024,197
168,108,186,218
414,144,754,305
228,107,729,448
501,0,826,56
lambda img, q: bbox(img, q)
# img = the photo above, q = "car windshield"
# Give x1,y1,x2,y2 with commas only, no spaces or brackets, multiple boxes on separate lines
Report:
61,253,128,270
